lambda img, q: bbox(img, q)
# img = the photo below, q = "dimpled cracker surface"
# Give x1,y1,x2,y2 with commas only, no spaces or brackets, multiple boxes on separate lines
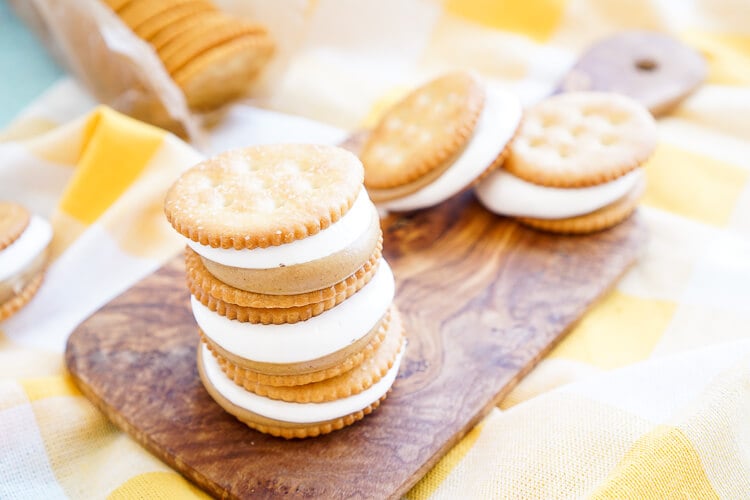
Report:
506,91,657,187
164,144,363,249
0,202,30,251
361,71,485,189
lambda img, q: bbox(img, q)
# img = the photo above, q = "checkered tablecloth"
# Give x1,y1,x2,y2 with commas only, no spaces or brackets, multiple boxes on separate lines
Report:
1,0,750,497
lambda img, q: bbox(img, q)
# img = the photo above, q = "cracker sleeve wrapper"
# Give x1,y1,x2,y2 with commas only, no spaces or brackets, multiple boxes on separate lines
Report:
10,0,197,138
8,0,306,140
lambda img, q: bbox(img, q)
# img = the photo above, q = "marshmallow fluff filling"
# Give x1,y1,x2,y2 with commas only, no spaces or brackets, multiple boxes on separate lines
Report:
380,86,523,212
476,168,644,219
0,215,52,282
187,188,374,269
192,259,395,364
200,343,404,423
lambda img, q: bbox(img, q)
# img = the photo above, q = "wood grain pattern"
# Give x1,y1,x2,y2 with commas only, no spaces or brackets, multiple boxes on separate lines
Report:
65,192,646,499
555,31,706,116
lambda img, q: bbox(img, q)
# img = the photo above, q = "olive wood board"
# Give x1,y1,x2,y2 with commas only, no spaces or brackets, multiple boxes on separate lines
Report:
65,193,645,499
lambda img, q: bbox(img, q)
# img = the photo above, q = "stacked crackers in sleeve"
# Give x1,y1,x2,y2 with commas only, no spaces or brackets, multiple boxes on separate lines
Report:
103,0,274,111
164,144,405,439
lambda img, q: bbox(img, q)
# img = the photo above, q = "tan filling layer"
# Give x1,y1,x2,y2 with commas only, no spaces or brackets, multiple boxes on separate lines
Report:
200,310,388,377
201,204,382,295
186,245,381,309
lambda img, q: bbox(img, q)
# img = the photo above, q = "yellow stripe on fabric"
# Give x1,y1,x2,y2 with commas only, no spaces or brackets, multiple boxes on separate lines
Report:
444,0,566,41
419,15,530,82
681,31,750,86
21,374,80,401
406,421,485,499
499,358,600,409
592,425,719,499
58,107,165,225
642,143,749,227
549,291,676,370
108,471,209,500
97,135,203,260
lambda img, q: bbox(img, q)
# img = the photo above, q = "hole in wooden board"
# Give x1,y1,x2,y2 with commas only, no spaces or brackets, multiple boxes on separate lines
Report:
635,58,658,71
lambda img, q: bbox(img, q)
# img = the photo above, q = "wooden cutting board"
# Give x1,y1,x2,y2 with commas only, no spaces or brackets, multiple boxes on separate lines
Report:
65,192,645,499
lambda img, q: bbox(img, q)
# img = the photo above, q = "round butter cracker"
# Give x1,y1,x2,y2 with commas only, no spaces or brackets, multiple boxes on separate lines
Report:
136,4,219,43
160,19,266,74
198,345,390,439
205,309,392,387
173,34,275,111
165,144,363,249
368,122,518,204
361,71,485,190
189,255,379,324
506,91,657,188
0,271,44,321
185,246,381,308
200,206,382,295
0,202,30,251
233,311,404,402
146,11,217,51
119,0,211,30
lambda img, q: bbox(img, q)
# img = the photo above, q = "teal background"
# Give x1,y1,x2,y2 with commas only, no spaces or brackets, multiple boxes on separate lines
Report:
0,0,64,127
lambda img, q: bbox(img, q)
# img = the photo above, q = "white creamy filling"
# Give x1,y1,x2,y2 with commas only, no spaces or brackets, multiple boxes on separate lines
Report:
193,259,395,363
476,168,644,219
380,85,523,212
0,215,52,282
186,189,374,269
201,343,404,423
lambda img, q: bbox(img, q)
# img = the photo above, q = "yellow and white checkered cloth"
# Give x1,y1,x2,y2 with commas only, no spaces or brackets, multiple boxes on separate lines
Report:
2,0,750,498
